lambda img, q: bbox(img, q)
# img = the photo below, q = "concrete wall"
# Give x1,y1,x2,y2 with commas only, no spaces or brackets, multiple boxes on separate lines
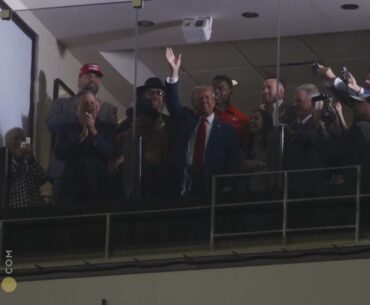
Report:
1,258,369,304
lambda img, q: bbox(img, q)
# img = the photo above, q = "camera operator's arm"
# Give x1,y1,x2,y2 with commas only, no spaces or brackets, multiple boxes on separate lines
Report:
317,64,336,81
318,64,368,97
347,72,370,98
317,64,357,105
313,110,326,131
11,144,48,186
347,72,361,94
317,64,345,89
24,151,48,186
333,99,348,131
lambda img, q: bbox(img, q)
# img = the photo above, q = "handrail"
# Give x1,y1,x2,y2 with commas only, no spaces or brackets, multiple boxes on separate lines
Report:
210,165,359,178
0,204,211,223
355,165,361,242
211,165,363,249
0,165,367,262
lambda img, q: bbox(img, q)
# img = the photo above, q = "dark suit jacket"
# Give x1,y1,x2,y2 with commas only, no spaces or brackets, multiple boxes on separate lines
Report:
165,81,240,195
322,120,370,191
284,116,325,171
284,116,326,197
54,120,115,206
47,95,117,179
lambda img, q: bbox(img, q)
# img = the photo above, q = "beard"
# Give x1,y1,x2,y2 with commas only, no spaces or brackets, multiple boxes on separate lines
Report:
83,82,99,95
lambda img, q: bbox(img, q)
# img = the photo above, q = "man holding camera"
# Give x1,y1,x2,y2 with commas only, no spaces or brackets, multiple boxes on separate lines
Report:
317,64,370,121
285,84,325,172
317,64,370,192
5,128,48,208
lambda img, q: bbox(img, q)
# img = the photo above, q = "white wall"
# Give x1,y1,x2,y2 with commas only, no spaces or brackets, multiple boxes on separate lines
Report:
4,1,124,191
1,258,370,305
0,14,32,146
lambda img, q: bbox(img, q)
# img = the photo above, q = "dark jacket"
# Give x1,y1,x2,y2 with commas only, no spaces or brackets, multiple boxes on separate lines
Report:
165,81,240,196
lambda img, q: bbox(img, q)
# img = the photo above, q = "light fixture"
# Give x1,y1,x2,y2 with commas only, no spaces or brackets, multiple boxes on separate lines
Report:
242,12,259,18
232,79,239,86
0,9,12,21
138,20,154,27
340,3,359,10
182,17,213,43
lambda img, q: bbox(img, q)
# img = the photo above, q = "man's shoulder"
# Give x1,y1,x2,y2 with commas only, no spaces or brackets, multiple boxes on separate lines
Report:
100,100,116,107
213,117,238,134
49,96,78,115
228,105,248,119
99,101,117,112
54,95,77,103
97,101,118,125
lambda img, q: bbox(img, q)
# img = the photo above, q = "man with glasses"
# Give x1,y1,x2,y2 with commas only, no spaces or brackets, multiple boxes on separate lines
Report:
118,77,169,132
137,77,166,113
47,63,117,207
111,77,173,202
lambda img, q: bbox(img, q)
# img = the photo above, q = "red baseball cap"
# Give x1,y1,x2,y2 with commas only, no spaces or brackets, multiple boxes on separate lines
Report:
79,63,103,77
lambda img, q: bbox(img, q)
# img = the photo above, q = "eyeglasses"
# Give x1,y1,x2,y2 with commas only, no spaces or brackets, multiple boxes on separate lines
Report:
146,89,165,97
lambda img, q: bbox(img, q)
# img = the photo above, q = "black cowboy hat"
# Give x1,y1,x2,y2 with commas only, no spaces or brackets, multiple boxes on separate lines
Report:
136,77,165,97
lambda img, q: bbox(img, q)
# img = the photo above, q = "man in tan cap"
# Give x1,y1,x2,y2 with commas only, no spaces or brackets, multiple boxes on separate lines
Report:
46,63,117,206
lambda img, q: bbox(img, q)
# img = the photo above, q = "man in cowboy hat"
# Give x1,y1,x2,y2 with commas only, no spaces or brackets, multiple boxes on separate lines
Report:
137,77,166,113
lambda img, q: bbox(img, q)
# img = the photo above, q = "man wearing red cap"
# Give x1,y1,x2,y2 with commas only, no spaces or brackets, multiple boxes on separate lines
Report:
46,63,117,206
78,64,103,95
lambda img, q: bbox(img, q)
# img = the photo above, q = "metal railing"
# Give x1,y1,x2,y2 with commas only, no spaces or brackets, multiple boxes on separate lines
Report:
210,165,364,250
0,165,367,262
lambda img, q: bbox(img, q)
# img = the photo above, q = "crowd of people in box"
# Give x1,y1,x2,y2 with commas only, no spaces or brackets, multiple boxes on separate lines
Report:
4,48,370,210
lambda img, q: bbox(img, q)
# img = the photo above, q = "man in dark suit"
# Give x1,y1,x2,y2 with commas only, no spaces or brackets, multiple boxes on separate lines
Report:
283,84,331,228
47,63,117,206
284,84,326,198
54,90,115,208
164,48,239,201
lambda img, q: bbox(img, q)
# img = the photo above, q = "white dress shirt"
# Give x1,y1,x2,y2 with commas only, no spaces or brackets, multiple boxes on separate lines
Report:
261,99,284,126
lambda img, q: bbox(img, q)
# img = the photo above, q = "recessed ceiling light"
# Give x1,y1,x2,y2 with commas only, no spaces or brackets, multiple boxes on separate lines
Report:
242,12,259,18
340,3,359,10
232,79,239,86
138,20,154,27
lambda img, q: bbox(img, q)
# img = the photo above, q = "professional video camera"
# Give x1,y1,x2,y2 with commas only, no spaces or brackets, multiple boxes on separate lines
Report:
311,94,336,125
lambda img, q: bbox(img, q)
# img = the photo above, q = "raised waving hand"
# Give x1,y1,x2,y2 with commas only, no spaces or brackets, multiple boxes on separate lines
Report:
165,47,182,79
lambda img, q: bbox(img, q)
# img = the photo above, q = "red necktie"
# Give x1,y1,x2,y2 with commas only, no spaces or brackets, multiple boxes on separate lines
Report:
193,118,206,171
